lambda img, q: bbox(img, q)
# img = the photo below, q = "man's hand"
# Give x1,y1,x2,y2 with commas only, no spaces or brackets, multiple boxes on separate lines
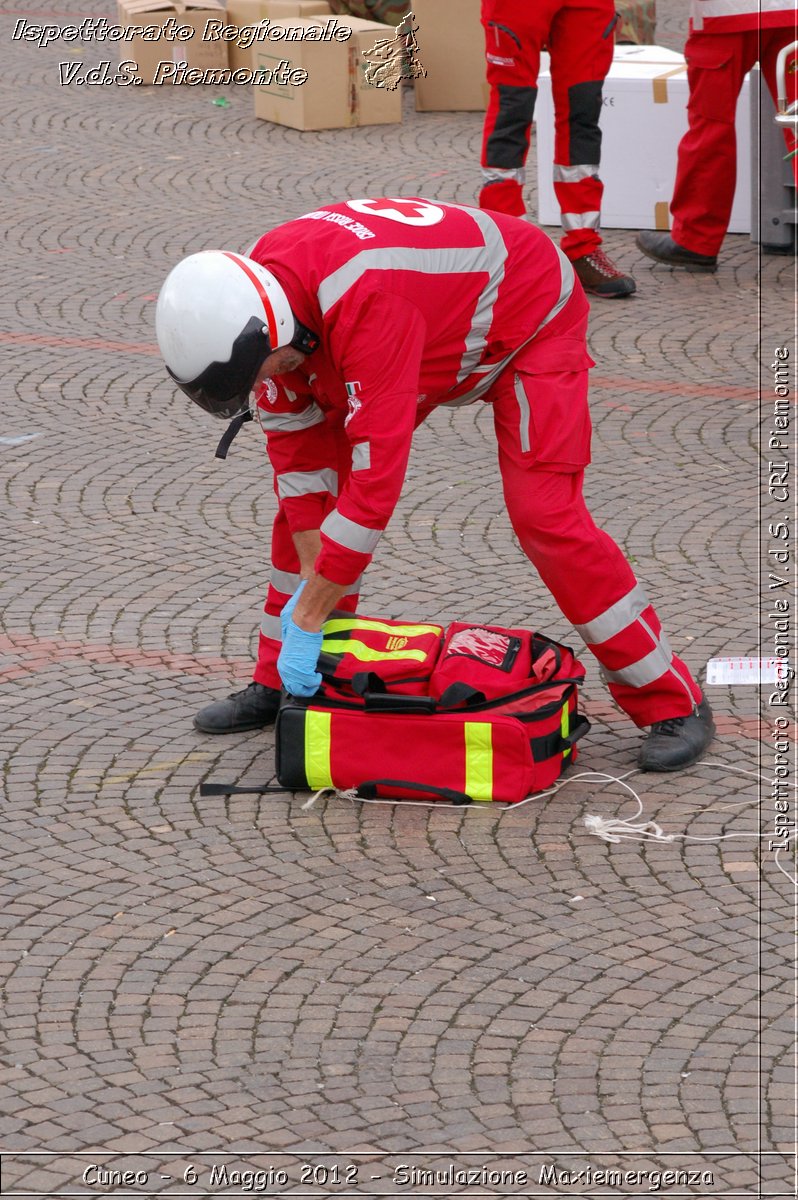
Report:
277,560,349,696
278,614,323,698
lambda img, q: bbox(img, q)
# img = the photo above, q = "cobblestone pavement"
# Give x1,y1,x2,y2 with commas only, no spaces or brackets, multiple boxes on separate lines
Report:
0,0,795,1194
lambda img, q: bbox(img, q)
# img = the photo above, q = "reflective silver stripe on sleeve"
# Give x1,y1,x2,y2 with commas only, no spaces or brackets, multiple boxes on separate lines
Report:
318,236,496,315
320,246,484,314
352,442,371,471
257,402,326,433
481,166,526,184
270,567,363,596
539,247,575,329
561,211,601,231
601,637,675,690
321,510,383,555
574,583,650,645
514,373,531,453
260,613,282,641
277,468,338,500
445,241,575,407
316,206,515,397
449,205,509,385
553,163,600,183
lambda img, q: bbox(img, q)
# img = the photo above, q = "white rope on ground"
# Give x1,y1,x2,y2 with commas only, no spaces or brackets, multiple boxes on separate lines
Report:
299,762,797,886
577,762,798,886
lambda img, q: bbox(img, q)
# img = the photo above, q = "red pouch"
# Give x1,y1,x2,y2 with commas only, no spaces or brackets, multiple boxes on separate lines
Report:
429,622,573,701
317,615,443,697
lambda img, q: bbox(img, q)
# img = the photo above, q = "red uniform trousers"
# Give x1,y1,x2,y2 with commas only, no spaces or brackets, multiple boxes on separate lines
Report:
671,28,798,256
253,290,702,729
479,0,616,260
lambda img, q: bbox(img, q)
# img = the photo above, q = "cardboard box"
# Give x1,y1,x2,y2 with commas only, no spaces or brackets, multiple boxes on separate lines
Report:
265,0,331,15
412,0,487,112
535,45,752,233
252,15,402,129
229,0,330,70
227,0,265,25
117,0,229,84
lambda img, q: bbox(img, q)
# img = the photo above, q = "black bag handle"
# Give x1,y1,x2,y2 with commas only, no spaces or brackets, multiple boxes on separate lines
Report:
348,674,436,713
563,713,591,747
363,694,438,714
437,681,487,709
356,779,473,806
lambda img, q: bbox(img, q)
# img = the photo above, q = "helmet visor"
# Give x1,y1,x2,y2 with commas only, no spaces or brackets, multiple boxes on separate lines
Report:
168,316,271,419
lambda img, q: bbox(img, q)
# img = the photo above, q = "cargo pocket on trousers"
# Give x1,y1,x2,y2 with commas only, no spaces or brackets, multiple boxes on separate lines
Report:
684,38,737,124
513,369,592,470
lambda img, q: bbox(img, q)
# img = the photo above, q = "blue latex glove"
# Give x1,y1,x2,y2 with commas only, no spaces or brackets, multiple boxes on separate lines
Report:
280,580,306,643
278,621,323,697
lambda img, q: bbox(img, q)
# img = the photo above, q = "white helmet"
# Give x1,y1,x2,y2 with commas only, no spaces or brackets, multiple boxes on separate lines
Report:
155,250,317,418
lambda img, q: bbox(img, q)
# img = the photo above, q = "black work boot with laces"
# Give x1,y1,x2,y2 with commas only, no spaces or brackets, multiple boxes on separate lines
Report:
638,696,715,772
194,682,281,734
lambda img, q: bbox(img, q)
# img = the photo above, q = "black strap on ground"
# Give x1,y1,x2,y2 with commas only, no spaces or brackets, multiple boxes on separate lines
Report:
199,782,288,797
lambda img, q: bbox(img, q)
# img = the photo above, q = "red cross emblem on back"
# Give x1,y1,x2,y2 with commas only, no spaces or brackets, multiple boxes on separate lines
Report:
346,198,446,226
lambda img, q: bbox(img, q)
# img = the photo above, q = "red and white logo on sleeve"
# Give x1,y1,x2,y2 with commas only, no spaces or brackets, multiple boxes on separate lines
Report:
345,380,362,427
346,198,445,226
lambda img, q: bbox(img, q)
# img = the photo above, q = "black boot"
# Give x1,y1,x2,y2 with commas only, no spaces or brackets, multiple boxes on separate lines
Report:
635,231,718,271
638,697,715,772
194,682,281,734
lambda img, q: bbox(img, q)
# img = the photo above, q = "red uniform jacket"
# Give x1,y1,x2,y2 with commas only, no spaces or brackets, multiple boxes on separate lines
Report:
248,198,581,586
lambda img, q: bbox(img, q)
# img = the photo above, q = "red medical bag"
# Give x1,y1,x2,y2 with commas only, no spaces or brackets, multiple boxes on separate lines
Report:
276,618,589,804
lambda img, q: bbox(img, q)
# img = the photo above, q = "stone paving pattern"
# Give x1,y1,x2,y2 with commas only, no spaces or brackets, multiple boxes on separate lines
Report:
0,0,795,1193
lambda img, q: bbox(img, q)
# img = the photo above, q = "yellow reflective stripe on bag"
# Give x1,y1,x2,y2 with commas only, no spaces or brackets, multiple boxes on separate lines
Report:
320,638,430,664
560,701,571,758
322,618,441,637
464,722,493,801
305,710,333,789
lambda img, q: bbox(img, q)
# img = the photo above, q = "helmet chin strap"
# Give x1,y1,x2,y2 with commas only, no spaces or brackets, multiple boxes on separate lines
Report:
214,408,253,460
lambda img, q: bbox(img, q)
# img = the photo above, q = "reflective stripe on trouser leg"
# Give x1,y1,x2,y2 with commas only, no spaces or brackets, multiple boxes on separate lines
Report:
479,85,535,216
549,0,613,258
556,175,603,258
480,9,539,218
490,383,702,726
576,595,700,721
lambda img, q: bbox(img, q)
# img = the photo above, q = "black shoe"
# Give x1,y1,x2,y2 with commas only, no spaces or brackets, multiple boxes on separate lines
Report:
635,231,718,272
194,682,281,734
638,697,715,772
